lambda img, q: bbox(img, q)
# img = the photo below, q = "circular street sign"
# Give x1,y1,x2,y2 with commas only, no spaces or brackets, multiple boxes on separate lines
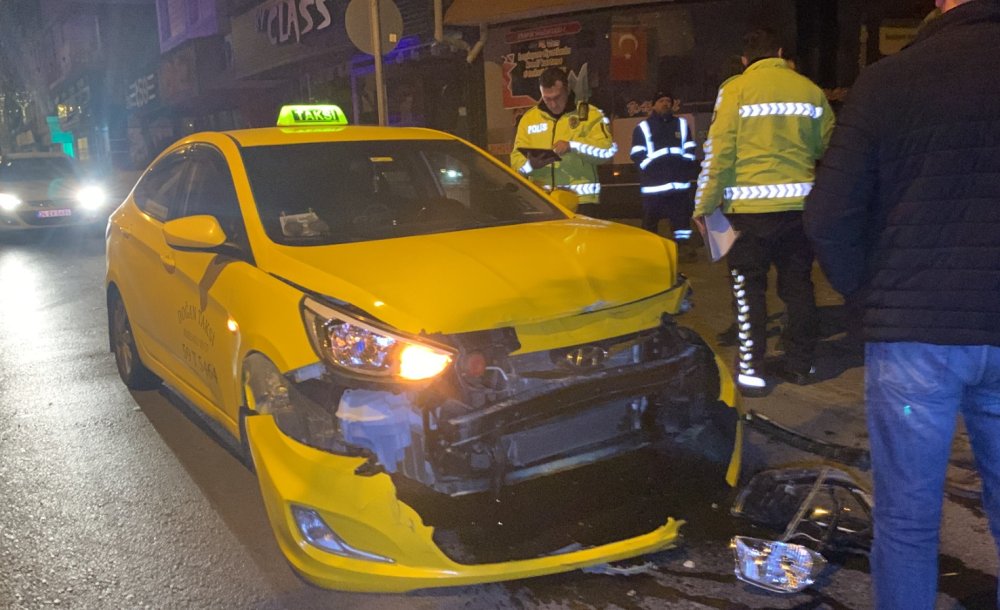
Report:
345,0,404,56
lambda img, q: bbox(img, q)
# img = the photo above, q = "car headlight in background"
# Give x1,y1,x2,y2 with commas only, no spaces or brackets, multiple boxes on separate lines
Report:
0,193,21,211
76,185,108,210
302,297,453,382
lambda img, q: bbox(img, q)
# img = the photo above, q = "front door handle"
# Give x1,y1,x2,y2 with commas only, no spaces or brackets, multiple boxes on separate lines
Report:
119,225,132,239
160,253,176,272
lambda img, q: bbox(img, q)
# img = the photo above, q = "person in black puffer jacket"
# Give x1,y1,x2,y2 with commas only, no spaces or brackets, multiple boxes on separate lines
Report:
804,1,1000,608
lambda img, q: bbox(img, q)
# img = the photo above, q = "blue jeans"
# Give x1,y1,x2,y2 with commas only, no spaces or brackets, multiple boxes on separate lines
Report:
866,342,1000,609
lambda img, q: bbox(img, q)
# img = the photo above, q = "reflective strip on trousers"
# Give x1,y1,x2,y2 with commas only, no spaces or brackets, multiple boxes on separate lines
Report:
725,182,813,201
731,268,758,377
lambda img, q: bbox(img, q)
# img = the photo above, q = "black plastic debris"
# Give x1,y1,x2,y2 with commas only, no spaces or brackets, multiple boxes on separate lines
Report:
731,466,873,554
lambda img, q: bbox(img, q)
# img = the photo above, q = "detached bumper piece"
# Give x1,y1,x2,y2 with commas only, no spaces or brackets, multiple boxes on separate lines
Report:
246,415,683,592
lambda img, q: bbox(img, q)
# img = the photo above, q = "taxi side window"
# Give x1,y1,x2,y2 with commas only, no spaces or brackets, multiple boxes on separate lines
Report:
133,154,189,222
174,148,249,254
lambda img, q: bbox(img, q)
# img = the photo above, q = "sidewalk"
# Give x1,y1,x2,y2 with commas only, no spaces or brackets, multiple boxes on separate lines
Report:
679,248,868,457
627,221,980,496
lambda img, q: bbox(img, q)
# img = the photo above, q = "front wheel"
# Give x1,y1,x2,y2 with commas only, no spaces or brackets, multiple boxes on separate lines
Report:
109,292,161,390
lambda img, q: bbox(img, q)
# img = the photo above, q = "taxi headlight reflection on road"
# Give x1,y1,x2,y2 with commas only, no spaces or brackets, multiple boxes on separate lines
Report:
76,185,108,210
302,296,453,381
0,193,22,211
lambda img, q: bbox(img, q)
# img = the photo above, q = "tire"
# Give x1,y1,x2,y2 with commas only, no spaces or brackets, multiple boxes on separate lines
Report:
109,291,161,390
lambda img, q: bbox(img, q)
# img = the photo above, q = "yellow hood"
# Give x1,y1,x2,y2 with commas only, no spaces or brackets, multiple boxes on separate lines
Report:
265,218,676,335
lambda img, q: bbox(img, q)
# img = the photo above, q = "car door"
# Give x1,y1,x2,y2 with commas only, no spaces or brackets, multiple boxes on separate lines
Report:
113,149,193,374
159,144,252,420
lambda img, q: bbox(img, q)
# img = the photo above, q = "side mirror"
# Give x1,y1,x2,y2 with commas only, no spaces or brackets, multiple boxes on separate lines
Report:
550,188,580,214
163,215,227,250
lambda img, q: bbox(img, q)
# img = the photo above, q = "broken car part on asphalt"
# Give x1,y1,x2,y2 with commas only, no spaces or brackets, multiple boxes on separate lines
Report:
729,466,873,593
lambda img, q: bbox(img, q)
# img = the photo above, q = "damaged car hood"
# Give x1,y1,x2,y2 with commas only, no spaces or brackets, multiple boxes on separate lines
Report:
264,217,676,335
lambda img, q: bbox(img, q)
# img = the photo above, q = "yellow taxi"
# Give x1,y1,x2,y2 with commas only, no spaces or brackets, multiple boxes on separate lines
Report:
105,105,742,592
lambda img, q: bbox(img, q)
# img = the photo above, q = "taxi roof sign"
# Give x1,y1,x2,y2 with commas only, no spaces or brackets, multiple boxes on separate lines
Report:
277,104,348,127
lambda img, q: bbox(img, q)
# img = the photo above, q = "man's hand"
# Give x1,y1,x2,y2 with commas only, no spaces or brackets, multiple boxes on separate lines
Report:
552,140,571,155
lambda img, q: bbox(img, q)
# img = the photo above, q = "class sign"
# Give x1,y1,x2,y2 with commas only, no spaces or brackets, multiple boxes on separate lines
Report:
256,0,336,45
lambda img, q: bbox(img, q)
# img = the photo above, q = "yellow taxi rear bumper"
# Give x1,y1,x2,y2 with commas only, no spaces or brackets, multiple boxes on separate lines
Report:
246,415,684,592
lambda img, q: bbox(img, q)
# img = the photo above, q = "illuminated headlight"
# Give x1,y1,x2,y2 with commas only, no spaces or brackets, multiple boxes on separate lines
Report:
76,185,107,210
302,297,453,381
0,193,21,211
291,505,394,563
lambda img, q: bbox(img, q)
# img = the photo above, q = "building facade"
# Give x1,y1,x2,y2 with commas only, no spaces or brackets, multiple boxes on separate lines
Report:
443,0,915,216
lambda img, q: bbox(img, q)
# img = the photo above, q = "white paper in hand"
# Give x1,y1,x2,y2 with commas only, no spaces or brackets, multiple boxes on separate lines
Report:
705,209,739,262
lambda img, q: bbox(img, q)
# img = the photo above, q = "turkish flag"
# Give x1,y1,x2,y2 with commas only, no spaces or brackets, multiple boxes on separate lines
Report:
610,26,647,82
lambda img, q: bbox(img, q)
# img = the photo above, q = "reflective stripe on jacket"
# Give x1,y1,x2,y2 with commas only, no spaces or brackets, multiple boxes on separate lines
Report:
694,58,834,216
630,113,697,195
510,100,616,205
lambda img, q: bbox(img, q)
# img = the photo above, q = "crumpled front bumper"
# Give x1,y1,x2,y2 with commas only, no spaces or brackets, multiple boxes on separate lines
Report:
246,414,685,592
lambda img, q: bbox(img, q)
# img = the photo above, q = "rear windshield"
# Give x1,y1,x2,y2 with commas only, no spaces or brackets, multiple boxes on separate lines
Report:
240,140,564,246
0,157,78,182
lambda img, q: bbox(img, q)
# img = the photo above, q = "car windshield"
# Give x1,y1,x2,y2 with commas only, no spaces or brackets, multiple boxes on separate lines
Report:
0,157,78,182
241,140,565,246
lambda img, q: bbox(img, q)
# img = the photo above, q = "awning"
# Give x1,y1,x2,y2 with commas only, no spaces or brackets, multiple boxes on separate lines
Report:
444,0,665,26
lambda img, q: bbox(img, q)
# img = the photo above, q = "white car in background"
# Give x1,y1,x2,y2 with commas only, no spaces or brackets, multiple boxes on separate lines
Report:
0,152,110,231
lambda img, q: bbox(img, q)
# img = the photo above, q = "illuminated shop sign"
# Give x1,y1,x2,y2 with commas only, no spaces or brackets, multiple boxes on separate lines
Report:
126,73,158,110
256,0,335,45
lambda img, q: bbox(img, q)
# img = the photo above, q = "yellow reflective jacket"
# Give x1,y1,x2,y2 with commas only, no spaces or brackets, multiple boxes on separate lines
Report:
510,98,616,205
694,58,834,216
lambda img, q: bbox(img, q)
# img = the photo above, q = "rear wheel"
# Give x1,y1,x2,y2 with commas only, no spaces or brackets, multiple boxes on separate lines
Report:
109,292,161,390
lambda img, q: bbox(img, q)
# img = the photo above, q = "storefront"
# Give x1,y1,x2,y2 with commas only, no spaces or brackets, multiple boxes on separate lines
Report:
226,0,481,138
445,0,843,216
52,70,109,165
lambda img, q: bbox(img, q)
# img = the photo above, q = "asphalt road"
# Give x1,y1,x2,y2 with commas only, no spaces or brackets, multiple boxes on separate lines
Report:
0,226,994,609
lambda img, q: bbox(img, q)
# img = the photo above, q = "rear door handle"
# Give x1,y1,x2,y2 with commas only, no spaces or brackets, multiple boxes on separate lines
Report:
119,225,132,239
160,253,176,272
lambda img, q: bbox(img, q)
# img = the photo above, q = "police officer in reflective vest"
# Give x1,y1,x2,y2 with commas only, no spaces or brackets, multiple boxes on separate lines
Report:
693,29,834,396
630,91,698,260
510,66,617,206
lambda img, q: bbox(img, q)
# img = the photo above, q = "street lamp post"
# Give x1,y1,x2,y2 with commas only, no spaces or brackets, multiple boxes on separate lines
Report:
369,0,387,126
